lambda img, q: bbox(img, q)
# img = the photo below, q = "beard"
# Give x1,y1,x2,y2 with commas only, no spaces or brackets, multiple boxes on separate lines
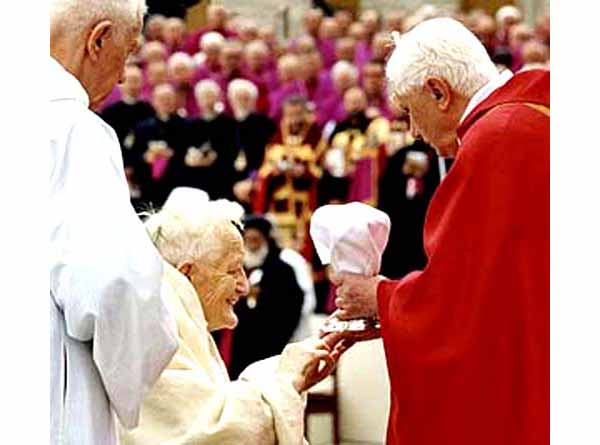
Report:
243,243,269,270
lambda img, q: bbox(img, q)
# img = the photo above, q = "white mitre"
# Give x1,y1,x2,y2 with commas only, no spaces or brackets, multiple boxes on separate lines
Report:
310,202,391,276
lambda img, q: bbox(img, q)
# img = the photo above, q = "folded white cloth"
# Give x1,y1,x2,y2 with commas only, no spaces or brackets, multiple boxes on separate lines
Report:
310,202,391,276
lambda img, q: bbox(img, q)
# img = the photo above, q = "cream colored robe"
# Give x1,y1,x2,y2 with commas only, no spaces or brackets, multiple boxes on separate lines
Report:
120,262,308,445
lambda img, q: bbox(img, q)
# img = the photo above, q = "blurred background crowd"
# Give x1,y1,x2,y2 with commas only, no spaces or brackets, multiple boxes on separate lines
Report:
96,0,550,399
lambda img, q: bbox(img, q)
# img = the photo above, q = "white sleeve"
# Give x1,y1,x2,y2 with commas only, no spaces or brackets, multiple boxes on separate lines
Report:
50,115,178,428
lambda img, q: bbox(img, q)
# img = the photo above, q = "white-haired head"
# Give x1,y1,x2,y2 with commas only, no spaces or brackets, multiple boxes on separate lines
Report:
50,0,146,38
142,40,167,63
167,51,195,83
386,18,498,99
195,79,224,118
496,5,522,28
200,31,226,52
145,188,245,266
228,79,258,121
331,60,359,92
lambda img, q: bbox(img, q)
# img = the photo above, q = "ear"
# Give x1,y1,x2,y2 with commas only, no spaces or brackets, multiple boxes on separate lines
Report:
424,77,452,111
86,20,114,62
177,261,194,279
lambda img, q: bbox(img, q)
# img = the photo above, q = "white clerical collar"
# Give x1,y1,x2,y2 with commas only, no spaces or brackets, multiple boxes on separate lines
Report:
460,69,513,124
49,56,90,108
121,95,138,105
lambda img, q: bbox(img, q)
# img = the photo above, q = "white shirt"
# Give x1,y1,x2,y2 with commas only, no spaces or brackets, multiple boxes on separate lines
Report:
49,57,178,445
460,69,514,124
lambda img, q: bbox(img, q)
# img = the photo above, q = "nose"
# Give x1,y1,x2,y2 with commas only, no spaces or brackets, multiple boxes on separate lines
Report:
236,270,250,296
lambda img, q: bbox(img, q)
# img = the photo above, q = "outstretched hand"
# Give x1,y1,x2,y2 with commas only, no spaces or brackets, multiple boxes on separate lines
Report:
331,272,385,320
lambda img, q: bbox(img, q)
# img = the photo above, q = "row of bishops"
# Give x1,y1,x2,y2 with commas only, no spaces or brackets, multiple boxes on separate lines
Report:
251,87,442,266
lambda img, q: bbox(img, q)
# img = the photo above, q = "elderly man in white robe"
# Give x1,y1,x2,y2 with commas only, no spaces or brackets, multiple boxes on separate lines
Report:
50,1,178,444
120,189,346,445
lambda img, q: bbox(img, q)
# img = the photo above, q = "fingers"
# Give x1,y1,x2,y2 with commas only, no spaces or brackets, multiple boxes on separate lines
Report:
321,331,346,349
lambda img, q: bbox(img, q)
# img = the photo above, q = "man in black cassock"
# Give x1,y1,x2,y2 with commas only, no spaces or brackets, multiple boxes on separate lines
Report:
378,135,445,279
228,215,304,380
180,103,239,200
100,65,155,147
127,83,189,209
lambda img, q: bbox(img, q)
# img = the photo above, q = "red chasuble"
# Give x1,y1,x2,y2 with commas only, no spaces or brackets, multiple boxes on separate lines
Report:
377,70,549,445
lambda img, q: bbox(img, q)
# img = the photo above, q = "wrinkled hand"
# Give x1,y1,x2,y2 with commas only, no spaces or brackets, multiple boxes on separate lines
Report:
277,337,339,393
331,272,385,320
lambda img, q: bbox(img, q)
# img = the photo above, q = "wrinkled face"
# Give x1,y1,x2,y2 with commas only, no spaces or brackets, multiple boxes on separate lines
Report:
89,20,142,108
186,229,249,331
120,66,143,97
393,86,458,156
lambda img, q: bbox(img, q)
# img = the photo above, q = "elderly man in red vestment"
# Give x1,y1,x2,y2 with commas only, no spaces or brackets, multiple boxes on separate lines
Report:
331,18,549,445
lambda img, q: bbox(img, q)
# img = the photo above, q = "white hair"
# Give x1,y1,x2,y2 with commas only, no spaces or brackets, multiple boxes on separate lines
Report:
194,79,222,101
496,5,522,26
144,199,245,267
200,31,226,51
331,60,359,83
50,0,146,37
227,78,259,103
386,18,498,99
245,39,269,56
168,51,194,70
